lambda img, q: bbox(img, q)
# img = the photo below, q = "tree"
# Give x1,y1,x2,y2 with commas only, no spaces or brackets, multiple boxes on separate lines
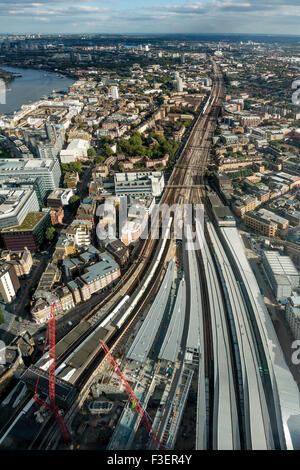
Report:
45,227,56,241
61,161,83,175
69,195,80,213
243,100,252,111
94,155,106,164
102,145,113,158
87,148,96,158
70,162,83,175
100,136,113,145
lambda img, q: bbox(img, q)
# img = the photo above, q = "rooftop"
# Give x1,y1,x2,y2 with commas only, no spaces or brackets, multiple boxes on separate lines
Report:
80,253,119,284
263,251,299,280
0,189,33,218
2,211,47,232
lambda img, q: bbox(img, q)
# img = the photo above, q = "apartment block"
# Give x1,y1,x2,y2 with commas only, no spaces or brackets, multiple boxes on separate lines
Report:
244,210,278,237
232,196,258,217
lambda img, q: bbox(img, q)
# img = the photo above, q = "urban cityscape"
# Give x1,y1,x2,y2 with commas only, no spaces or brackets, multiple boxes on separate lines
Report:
0,2,300,459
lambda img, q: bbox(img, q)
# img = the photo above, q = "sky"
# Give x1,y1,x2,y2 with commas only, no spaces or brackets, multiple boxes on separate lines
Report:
0,0,300,36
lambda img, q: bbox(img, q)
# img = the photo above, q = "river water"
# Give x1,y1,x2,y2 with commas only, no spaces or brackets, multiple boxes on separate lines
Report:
0,66,74,116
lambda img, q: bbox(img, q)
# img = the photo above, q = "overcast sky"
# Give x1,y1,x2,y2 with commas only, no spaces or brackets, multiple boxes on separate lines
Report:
0,0,300,35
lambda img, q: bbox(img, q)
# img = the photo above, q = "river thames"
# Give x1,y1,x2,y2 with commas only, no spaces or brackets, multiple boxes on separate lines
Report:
0,66,74,116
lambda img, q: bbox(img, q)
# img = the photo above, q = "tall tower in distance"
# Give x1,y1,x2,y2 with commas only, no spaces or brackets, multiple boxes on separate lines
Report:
111,86,119,100
176,76,183,92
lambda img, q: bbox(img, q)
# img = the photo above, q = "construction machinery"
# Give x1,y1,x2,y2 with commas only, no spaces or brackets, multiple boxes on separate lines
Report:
34,303,71,444
100,341,164,450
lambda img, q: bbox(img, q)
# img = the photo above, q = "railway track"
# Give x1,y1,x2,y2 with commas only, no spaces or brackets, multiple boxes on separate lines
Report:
0,59,226,451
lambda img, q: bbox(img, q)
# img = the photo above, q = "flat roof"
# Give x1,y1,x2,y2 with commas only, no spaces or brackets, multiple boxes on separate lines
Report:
264,251,299,277
221,226,300,450
158,278,186,363
126,259,175,363
258,209,289,226
21,365,76,404
66,327,108,370
2,211,47,232
186,243,202,352
245,210,277,227
55,321,91,360
0,158,55,171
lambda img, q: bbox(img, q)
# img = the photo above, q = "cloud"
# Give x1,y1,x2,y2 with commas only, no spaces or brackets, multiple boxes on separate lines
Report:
0,0,300,34
3,3,108,18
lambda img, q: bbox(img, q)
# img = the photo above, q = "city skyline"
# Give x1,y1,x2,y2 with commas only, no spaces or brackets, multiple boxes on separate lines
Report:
0,0,300,35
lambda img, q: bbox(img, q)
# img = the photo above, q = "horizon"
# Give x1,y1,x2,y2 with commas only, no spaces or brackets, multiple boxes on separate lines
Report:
1,32,300,38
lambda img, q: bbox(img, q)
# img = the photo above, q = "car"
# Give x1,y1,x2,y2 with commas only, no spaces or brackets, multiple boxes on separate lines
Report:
67,321,73,327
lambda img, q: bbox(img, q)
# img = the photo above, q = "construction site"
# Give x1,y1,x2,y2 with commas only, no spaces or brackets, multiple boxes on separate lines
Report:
49,239,198,451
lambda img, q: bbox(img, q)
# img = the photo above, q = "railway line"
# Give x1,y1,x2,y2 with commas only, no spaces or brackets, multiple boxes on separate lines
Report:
200,220,274,449
177,65,244,450
4,58,293,452
194,221,240,450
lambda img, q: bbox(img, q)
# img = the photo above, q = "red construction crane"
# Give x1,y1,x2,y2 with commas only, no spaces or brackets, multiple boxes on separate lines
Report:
100,341,164,450
34,303,71,444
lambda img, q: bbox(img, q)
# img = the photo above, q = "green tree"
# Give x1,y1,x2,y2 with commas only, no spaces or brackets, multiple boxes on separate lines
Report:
94,155,106,164
45,227,56,241
0,305,4,325
61,162,83,175
100,136,113,145
69,195,81,213
102,145,114,158
87,148,96,158
69,162,83,175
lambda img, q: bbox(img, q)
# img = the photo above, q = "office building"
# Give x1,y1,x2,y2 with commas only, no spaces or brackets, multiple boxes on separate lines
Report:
0,159,61,196
61,225,91,247
60,139,89,163
175,76,184,92
1,211,52,251
47,188,75,208
0,189,39,231
257,208,289,230
79,252,120,297
111,86,119,100
0,175,47,206
114,171,164,197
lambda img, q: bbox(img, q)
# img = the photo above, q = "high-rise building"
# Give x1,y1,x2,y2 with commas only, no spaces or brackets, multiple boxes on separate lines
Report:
176,76,184,92
0,159,61,196
0,189,39,230
111,86,119,100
